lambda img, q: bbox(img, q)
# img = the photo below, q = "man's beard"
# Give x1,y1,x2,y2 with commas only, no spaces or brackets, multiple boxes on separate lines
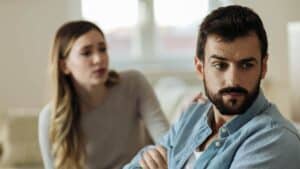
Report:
203,76,260,115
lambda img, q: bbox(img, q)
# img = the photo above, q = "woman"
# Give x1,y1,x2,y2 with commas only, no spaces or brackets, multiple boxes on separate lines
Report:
38,20,169,169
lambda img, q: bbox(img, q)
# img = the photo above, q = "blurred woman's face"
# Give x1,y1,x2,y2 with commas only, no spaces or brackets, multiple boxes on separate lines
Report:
61,29,109,89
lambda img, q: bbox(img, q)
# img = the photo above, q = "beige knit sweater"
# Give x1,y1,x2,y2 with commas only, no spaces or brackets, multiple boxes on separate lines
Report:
38,70,169,169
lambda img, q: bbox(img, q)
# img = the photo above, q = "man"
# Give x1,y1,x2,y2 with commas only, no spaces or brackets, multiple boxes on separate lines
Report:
124,5,300,169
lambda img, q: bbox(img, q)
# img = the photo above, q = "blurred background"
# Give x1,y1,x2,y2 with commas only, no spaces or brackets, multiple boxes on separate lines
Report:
0,0,300,168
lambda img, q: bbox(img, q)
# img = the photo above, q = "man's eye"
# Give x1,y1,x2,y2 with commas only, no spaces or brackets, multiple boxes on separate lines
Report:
98,47,107,53
241,62,254,69
99,47,106,52
213,62,227,70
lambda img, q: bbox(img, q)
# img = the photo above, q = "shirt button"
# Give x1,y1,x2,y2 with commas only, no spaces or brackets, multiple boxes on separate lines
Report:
215,141,221,147
221,128,226,133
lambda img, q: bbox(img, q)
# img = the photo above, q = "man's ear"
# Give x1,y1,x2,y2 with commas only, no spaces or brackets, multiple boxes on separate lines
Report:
194,56,204,80
261,55,268,79
59,59,70,75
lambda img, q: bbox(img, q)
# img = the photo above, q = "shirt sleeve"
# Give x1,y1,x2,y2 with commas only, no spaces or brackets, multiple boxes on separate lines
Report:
122,103,196,169
38,104,54,169
134,70,170,143
229,125,300,169
122,121,179,169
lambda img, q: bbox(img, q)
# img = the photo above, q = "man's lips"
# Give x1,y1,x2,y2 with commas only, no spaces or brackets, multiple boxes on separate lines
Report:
223,92,244,97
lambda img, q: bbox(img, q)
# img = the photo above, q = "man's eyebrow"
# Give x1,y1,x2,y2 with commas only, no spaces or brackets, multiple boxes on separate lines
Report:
209,54,227,61
209,55,259,63
97,42,106,46
239,57,258,63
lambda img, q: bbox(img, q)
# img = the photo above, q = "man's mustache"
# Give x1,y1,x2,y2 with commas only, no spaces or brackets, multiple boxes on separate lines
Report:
219,87,248,94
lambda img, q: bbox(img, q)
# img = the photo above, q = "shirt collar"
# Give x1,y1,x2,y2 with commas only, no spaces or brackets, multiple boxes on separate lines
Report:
203,89,270,136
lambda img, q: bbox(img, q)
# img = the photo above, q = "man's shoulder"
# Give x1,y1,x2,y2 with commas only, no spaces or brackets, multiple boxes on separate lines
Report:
231,109,300,169
247,103,299,136
231,104,300,164
239,104,300,149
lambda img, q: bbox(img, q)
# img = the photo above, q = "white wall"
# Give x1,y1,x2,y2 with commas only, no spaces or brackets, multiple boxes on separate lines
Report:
0,0,82,114
233,0,300,121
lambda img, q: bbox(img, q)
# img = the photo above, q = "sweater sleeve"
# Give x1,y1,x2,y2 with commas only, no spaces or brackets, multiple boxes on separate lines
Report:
133,70,169,143
38,104,54,169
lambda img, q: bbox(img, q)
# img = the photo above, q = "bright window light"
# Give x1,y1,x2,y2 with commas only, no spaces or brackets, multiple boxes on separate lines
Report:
81,0,209,63
154,0,208,27
81,0,138,33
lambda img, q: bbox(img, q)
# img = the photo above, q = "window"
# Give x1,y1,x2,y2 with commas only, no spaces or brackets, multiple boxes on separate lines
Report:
81,0,138,62
81,0,208,70
154,0,208,60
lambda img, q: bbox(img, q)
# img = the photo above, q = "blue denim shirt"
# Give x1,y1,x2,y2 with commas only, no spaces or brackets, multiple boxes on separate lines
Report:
124,91,300,169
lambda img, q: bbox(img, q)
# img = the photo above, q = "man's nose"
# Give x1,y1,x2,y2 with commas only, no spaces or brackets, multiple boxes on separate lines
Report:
225,66,241,87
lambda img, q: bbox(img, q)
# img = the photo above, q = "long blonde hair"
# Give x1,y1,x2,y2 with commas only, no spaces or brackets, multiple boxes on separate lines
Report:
49,20,119,169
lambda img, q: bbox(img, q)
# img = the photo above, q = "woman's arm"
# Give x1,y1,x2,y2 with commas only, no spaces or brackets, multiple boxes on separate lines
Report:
134,71,170,143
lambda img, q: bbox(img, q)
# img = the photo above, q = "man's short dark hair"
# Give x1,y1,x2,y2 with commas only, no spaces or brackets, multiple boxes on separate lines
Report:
196,5,268,61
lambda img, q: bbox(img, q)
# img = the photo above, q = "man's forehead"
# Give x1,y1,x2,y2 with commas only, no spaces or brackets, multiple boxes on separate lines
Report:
204,33,262,62
207,31,257,41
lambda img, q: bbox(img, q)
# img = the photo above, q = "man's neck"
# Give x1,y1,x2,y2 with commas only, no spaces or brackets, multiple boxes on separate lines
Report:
212,106,236,132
